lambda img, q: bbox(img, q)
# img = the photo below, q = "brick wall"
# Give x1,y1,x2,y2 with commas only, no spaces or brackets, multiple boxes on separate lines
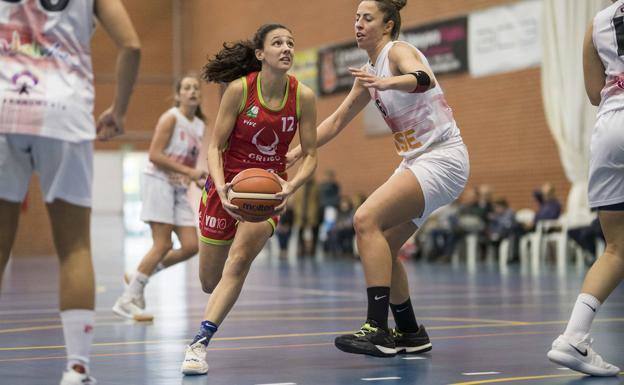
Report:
185,0,569,210
12,0,571,256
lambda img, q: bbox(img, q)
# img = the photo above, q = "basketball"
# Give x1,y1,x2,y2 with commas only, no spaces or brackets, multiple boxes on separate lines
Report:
228,168,283,222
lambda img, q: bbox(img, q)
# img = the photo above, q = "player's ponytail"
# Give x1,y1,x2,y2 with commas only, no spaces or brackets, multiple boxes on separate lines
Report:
202,23,291,83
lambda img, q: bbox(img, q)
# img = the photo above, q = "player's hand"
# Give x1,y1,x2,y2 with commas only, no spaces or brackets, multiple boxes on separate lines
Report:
285,147,302,169
190,169,208,188
348,67,390,90
273,174,293,214
217,182,245,222
96,106,124,141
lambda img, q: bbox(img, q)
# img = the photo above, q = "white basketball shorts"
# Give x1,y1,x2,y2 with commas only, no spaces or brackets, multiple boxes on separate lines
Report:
140,172,196,227
395,142,469,227
0,134,93,207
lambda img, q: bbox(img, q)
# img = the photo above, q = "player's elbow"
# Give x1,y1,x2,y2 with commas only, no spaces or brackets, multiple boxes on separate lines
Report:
588,95,601,106
121,39,141,54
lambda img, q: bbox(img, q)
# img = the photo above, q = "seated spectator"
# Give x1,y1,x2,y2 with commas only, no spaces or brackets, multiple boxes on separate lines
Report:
487,198,519,260
530,182,562,230
568,216,604,265
328,195,356,256
275,204,294,259
428,202,460,262
488,199,516,244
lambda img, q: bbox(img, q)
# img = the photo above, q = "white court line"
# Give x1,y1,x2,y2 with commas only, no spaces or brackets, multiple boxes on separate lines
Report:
361,377,402,381
462,372,501,376
557,367,571,370
402,357,427,360
255,383,297,385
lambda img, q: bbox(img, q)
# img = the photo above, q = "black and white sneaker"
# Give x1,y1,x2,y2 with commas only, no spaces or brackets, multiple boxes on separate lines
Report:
547,334,620,376
392,325,432,354
335,321,397,357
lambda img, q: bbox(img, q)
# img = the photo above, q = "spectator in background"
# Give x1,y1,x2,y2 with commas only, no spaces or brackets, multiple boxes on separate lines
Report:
328,195,356,256
568,216,604,265
275,203,295,259
487,198,517,259
530,183,562,230
458,186,491,259
428,202,460,262
318,169,341,219
293,177,320,256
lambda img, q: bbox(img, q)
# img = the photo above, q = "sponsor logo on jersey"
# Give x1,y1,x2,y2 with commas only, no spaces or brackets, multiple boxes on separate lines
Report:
11,70,38,95
205,215,227,230
246,105,259,118
243,119,257,127
252,127,279,156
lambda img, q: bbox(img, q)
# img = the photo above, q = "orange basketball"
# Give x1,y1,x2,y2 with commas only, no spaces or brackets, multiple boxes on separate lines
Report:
228,168,283,222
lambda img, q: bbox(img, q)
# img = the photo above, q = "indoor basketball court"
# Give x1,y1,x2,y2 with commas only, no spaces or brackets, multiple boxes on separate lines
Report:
1,1,624,385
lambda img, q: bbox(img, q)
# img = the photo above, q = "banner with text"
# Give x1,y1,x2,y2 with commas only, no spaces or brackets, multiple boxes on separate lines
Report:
468,0,542,77
318,16,468,96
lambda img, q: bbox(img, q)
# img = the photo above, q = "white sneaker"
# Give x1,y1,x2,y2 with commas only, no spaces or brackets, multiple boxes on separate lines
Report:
123,273,146,309
181,339,209,375
547,334,620,376
59,369,96,385
112,295,153,322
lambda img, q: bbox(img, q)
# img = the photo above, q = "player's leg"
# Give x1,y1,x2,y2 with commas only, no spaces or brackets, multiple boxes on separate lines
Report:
548,209,624,376
181,220,273,375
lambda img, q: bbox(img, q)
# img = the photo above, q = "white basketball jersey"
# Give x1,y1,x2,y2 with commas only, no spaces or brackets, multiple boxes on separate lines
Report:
593,0,624,117
0,0,95,142
365,41,461,159
144,107,205,185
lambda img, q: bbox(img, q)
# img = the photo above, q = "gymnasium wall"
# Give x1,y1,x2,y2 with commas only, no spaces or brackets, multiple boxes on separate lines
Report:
182,0,569,210
12,0,570,256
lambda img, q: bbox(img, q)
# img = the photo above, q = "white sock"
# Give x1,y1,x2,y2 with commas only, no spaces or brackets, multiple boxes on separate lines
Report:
61,309,95,372
125,271,148,298
563,293,601,340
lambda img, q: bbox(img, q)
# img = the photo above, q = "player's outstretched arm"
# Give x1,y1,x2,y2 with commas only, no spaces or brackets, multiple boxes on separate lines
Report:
94,0,141,140
286,77,369,167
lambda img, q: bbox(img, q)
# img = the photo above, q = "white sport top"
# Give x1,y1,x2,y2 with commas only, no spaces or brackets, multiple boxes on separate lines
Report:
366,41,462,159
594,0,624,117
144,107,205,186
0,0,96,142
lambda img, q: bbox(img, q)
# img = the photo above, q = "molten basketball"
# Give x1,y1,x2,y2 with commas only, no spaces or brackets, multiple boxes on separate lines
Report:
228,168,283,222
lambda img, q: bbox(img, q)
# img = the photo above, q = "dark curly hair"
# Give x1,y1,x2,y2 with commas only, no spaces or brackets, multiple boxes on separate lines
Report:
202,23,292,83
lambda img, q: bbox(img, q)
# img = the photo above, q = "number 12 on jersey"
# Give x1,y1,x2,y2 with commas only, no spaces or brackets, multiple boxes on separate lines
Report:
281,116,295,132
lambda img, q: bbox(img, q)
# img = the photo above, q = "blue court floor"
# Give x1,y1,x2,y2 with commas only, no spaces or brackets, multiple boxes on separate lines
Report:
1,216,623,385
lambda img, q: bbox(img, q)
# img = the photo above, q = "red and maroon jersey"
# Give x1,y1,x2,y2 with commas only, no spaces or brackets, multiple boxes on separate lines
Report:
223,71,301,175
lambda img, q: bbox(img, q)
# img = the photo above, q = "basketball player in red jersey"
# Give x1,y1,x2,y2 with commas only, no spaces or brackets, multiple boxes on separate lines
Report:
180,24,317,375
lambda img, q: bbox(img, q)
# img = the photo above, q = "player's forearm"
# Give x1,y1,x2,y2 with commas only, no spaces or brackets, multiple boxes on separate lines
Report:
112,46,141,116
206,146,226,189
289,151,317,192
149,152,194,177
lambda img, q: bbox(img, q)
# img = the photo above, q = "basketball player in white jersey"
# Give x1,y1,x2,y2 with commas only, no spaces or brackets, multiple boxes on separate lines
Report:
113,75,207,321
287,0,469,357
0,1,140,384
547,0,624,376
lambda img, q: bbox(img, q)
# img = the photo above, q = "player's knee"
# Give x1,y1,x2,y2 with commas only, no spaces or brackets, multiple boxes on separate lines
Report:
181,241,199,259
154,240,173,255
224,253,253,277
353,208,377,235
200,275,219,294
